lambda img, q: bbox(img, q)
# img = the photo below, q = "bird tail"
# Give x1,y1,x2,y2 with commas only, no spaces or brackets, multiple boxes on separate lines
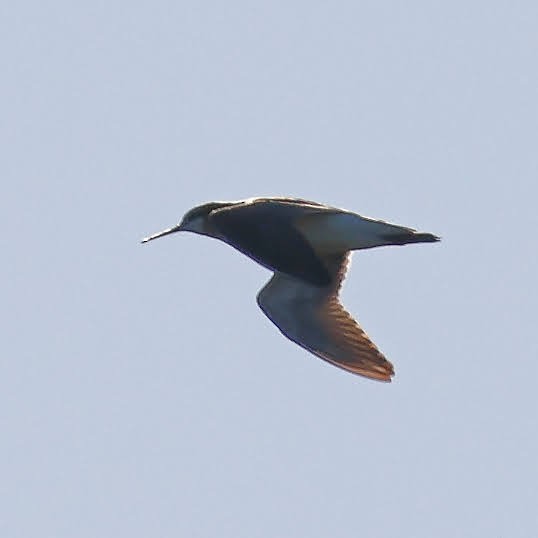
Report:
380,231,441,245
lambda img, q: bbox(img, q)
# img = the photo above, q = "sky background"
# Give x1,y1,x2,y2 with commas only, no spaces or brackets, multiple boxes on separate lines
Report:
2,1,538,536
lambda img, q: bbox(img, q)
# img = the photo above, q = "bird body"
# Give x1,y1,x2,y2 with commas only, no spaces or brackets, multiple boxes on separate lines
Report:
142,197,439,381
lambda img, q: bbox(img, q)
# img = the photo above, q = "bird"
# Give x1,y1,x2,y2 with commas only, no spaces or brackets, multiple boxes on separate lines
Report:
142,197,439,382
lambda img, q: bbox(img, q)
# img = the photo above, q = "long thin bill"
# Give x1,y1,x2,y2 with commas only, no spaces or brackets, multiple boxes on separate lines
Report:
141,224,182,243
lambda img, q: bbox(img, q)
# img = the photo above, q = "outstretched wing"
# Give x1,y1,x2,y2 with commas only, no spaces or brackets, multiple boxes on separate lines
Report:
256,254,394,381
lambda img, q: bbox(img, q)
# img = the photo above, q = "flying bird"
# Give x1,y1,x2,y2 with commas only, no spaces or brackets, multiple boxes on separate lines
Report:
142,197,439,381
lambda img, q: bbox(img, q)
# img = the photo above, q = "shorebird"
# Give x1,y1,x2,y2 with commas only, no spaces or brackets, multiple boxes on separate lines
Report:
142,197,439,381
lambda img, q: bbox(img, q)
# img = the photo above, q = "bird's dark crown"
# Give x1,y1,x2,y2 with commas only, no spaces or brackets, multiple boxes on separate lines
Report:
181,201,232,224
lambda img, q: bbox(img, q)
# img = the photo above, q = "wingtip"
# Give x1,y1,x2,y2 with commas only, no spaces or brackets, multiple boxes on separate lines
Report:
332,360,395,382
365,363,395,383
372,371,395,383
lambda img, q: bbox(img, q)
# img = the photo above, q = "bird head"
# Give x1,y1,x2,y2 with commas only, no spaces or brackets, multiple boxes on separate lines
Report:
141,201,231,243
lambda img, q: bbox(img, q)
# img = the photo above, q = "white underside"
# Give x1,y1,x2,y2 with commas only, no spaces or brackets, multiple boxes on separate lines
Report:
297,212,414,253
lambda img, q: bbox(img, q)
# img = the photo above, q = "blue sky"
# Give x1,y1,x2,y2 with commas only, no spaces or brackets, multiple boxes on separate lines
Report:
3,1,537,536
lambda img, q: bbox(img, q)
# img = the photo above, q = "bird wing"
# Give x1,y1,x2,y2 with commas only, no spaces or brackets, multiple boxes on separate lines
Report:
209,200,336,286
256,254,394,381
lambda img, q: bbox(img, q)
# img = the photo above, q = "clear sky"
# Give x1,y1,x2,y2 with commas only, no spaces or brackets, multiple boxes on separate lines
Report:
3,1,537,537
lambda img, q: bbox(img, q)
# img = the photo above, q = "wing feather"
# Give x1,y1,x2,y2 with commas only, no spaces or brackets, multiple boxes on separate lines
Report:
257,254,394,381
